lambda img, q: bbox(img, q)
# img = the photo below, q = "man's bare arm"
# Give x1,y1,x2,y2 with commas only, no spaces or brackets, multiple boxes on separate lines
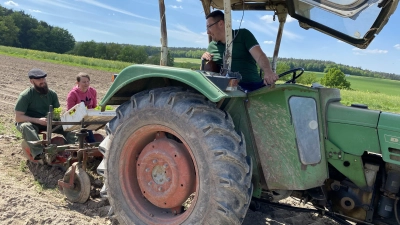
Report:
249,46,279,85
15,111,47,126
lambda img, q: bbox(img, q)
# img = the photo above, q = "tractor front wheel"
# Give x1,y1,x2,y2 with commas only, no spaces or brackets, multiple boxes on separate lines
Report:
100,87,253,225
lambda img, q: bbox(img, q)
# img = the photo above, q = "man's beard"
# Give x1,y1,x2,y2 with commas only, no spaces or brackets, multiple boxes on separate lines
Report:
34,83,49,94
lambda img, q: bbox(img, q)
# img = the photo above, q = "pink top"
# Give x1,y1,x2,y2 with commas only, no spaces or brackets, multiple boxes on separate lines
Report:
67,86,97,110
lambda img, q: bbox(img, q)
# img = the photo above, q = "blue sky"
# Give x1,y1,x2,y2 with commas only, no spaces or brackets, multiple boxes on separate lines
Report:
2,0,400,75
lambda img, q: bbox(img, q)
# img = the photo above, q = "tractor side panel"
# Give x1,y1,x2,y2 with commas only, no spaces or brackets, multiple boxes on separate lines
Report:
378,112,400,165
327,102,381,155
246,85,328,190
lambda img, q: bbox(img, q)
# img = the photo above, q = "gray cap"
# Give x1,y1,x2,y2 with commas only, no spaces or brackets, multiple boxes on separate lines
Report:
28,69,47,79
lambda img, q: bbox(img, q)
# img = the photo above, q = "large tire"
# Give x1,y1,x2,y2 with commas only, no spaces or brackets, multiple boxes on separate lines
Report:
98,87,253,225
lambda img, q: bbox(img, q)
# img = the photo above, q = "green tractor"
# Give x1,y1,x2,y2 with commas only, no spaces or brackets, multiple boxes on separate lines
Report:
97,0,399,224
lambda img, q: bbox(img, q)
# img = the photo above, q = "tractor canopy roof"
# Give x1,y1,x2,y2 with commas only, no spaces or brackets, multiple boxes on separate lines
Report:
201,0,398,49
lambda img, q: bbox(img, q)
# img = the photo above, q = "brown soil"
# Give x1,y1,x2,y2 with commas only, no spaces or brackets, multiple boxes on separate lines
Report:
0,55,337,225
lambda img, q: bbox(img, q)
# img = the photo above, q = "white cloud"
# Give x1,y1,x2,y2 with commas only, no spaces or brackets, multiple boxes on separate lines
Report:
4,1,18,6
170,5,183,9
247,20,302,40
394,44,400,50
352,48,388,55
263,41,274,44
233,19,245,23
337,40,344,43
33,0,87,13
77,0,154,21
29,9,41,13
169,24,208,45
76,25,118,36
176,0,182,2
260,14,295,23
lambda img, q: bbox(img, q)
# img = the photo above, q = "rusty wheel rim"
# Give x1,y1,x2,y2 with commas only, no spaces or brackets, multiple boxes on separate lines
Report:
120,125,198,224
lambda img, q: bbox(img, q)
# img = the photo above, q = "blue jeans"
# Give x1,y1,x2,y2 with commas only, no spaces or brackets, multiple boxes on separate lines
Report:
239,81,265,92
87,130,96,143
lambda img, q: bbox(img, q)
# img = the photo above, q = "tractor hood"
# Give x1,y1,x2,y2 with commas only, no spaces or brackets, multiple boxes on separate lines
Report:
202,0,398,49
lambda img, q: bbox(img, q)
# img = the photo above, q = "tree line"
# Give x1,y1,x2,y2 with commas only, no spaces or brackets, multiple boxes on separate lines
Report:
276,58,400,81
0,5,75,53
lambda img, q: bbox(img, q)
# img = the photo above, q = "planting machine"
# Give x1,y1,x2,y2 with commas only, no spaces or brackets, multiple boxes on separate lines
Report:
95,0,399,224
21,103,115,203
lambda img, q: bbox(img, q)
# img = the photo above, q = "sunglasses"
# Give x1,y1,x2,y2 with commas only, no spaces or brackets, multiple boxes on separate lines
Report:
206,20,220,30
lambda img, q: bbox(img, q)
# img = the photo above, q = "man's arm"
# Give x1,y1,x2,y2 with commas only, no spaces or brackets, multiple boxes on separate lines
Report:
15,111,47,126
249,46,279,85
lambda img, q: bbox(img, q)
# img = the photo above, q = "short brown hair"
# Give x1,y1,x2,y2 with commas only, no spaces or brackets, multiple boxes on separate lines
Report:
206,10,224,21
76,72,90,82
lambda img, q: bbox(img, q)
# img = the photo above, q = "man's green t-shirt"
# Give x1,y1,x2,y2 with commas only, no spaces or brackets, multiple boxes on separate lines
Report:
206,28,261,83
15,87,60,118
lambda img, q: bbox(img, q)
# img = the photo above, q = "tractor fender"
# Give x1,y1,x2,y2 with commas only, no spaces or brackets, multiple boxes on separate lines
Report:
99,64,239,108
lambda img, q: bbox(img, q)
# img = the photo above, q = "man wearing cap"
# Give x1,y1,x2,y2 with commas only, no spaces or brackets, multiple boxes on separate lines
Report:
15,68,74,161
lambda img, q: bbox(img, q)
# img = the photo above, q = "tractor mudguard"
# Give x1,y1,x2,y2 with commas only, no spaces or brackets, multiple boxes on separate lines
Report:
99,64,246,108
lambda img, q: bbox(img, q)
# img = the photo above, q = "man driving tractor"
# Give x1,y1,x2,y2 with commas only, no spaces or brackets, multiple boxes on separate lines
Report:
201,10,279,91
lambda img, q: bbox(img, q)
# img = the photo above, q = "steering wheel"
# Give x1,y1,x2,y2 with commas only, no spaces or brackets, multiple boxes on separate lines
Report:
278,68,304,84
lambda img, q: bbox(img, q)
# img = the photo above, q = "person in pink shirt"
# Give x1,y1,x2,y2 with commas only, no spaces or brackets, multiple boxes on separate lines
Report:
67,72,97,142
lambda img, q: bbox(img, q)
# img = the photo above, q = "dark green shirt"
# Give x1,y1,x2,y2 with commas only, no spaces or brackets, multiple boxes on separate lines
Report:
206,28,261,83
15,87,60,118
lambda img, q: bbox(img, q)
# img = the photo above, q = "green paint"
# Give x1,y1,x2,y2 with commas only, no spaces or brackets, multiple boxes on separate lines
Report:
327,103,381,155
244,85,328,190
378,112,400,165
99,64,244,106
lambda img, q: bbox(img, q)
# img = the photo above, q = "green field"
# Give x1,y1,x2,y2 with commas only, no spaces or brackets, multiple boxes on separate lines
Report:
314,72,400,96
0,45,130,72
1,47,399,113
175,57,202,64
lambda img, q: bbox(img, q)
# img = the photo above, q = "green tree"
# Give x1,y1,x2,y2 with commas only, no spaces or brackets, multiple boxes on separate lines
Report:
132,46,148,64
296,71,318,85
0,16,19,46
47,27,75,53
276,62,291,81
28,24,50,51
320,67,351,89
145,50,174,66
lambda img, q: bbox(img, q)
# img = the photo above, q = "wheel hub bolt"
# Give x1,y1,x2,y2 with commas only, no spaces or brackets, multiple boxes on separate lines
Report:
145,168,150,172
163,163,168,169
153,159,158,164
158,186,163,191
148,181,152,186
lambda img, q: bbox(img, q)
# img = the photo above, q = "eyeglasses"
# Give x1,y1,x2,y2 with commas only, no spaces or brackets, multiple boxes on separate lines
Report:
206,20,220,30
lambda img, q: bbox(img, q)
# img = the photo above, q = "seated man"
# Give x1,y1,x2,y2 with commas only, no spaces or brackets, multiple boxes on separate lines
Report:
15,69,75,160
201,10,279,92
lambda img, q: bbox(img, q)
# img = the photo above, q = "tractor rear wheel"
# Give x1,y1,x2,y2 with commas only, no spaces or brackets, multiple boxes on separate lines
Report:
99,87,253,225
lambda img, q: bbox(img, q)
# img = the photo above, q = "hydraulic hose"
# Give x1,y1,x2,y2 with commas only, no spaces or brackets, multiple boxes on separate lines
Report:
395,197,400,225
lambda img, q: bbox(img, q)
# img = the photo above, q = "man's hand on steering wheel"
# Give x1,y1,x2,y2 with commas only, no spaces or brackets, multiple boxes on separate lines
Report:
263,70,279,85
201,52,214,61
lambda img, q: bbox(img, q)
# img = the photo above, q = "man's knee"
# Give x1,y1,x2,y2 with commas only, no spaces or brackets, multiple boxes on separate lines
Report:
17,122,35,132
